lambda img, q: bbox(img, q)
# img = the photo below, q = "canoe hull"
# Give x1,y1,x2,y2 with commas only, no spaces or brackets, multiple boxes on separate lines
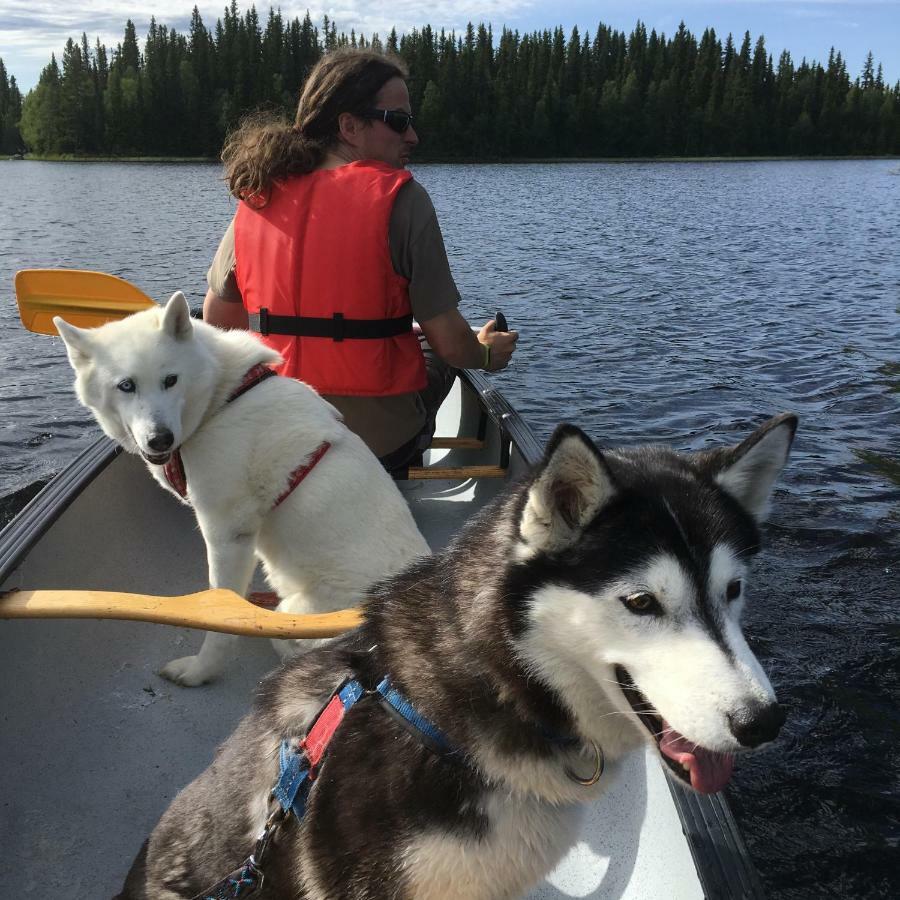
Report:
0,371,758,898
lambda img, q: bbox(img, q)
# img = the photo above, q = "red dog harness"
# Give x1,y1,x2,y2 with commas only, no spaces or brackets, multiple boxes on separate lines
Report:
161,364,330,506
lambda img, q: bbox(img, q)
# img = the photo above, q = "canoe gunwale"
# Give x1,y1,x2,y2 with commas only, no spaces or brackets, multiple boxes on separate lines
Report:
0,434,120,585
669,776,766,899
458,368,544,469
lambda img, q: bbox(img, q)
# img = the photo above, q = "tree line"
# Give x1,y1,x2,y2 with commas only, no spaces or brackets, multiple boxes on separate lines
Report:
4,3,899,159
0,58,24,154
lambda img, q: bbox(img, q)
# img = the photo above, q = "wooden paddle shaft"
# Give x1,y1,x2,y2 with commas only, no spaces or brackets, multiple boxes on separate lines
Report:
0,588,362,638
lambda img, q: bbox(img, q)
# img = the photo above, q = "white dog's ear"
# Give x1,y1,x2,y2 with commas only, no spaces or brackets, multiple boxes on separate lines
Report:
699,413,798,522
161,291,193,340
54,317,94,368
519,424,617,554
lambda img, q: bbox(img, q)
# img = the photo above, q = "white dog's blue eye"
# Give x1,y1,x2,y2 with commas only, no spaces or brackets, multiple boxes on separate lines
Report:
117,379,135,393
163,374,178,389
726,580,742,601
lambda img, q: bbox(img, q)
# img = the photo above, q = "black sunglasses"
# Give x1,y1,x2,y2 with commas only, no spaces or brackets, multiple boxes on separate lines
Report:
360,108,414,134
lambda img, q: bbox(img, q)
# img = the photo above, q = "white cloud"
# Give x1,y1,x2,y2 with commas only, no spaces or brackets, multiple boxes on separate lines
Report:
0,1,535,87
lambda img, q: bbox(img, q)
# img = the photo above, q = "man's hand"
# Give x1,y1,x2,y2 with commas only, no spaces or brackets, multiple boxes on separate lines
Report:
477,319,519,371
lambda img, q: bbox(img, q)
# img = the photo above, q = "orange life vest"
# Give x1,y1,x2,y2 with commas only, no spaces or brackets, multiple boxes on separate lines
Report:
233,160,427,396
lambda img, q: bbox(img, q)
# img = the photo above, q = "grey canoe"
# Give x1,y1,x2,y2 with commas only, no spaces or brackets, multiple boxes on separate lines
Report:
0,369,763,899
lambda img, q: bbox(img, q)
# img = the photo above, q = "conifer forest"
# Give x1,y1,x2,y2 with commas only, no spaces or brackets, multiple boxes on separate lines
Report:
1,3,898,158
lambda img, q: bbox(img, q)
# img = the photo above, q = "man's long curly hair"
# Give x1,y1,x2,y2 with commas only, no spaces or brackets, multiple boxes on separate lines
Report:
222,49,408,204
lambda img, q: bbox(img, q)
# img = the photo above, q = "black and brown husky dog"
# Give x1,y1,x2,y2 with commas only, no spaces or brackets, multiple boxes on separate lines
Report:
118,413,796,899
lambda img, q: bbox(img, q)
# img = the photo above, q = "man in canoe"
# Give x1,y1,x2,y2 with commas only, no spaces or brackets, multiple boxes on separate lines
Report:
203,48,519,472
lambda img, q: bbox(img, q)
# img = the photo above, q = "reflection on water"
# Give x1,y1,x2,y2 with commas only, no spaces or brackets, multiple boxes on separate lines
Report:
1,158,899,898
854,449,900,486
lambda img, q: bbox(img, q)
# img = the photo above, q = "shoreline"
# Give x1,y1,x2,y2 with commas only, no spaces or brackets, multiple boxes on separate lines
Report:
11,153,900,164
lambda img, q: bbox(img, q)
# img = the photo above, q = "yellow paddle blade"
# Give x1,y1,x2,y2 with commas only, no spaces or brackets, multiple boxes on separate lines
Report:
15,268,156,335
0,588,364,638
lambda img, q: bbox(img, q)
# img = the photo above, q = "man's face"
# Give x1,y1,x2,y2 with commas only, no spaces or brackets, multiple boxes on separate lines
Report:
357,76,419,168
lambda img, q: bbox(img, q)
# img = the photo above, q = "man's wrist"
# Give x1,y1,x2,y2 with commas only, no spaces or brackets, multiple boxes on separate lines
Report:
480,342,491,371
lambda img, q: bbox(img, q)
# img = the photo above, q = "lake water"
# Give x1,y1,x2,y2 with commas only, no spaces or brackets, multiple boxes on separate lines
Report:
1,158,898,898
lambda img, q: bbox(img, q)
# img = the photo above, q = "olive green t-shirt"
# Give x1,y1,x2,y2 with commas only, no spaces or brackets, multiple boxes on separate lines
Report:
207,177,461,457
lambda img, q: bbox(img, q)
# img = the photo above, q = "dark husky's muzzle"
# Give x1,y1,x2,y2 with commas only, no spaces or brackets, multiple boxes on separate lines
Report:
614,664,737,795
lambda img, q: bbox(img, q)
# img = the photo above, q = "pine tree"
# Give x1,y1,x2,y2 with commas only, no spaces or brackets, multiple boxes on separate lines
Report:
0,58,24,153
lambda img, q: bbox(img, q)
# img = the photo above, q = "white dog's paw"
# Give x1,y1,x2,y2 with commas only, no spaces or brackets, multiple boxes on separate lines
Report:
159,655,217,687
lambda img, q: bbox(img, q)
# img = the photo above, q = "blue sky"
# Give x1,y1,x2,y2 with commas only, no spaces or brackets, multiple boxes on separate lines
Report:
1,1,898,92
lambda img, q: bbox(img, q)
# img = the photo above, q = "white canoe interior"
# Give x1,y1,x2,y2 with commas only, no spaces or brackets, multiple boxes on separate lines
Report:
0,372,752,899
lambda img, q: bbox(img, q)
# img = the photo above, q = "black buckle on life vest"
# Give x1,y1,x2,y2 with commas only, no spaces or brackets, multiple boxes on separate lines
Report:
332,312,345,342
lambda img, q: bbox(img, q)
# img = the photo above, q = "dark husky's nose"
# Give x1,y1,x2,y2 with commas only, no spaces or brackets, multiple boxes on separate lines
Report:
727,702,787,748
147,429,174,453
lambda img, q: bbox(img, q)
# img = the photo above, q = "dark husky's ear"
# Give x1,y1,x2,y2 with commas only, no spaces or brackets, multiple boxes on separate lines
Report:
519,424,616,553
697,413,798,522
160,291,193,340
53,317,94,368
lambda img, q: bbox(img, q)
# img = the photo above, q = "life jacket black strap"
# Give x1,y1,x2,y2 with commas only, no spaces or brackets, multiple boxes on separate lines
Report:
249,309,413,342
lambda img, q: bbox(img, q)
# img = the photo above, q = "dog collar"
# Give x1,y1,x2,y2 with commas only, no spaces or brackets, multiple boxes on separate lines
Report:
538,725,605,786
161,364,330,505
161,364,275,497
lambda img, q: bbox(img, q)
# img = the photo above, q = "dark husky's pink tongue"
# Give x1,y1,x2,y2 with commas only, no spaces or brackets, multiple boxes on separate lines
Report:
659,723,734,794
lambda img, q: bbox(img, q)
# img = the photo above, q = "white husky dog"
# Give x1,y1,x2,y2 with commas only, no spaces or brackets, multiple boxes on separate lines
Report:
54,291,430,686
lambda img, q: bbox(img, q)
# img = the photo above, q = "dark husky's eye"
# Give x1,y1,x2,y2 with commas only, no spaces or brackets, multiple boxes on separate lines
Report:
117,378,135,393
621,592,662,616
726,579,742,602
163,374,178,389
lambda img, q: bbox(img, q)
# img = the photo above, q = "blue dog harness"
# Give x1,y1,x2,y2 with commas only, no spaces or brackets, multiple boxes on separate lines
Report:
190,674,602,899
191,675,452,899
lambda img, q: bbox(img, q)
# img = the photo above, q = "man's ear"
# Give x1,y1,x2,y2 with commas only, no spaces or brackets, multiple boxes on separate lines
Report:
160,291,193,340
519,424,617,554
336,111,365,146
697,413,798,522
54,317,95,368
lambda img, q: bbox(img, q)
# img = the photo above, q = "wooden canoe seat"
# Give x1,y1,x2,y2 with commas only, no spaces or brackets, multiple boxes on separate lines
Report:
395,389,509,481
405,464,506,480
428,437,485,449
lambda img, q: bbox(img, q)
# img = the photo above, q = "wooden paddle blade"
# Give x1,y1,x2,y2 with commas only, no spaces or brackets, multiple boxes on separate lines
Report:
0,588,363,638
15,269,156,334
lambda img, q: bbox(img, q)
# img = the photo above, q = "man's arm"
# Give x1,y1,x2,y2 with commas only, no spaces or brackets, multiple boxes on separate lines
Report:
203,288,249,329
420,308,518,371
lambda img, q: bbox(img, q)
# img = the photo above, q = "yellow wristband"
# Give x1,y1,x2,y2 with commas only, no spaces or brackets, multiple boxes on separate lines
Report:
482,342,491,370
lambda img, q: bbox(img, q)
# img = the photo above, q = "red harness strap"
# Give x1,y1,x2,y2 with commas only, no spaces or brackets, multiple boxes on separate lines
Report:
272,441,331,508
160,365,330,506
163,451,188,498
228,362,278,401
300,690,350,769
